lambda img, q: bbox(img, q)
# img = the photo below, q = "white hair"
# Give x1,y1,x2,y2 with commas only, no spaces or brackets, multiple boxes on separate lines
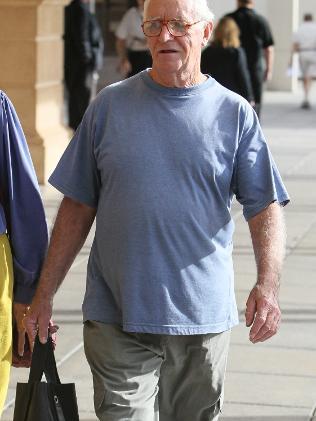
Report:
194,0,214,22
144,0,215,22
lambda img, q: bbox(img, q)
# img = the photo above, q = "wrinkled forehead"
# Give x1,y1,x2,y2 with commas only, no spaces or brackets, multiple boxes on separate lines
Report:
144,0,196,21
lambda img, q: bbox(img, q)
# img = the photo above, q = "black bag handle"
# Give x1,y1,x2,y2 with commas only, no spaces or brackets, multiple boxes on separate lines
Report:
28,335,61,384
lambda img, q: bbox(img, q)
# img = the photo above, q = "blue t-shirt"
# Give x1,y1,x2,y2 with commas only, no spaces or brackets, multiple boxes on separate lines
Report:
49,71,289,335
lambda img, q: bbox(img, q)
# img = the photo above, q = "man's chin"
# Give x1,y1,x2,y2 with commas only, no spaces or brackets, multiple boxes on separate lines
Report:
153,61,182,74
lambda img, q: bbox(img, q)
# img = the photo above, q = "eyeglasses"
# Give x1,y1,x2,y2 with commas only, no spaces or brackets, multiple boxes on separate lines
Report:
142,19,202,37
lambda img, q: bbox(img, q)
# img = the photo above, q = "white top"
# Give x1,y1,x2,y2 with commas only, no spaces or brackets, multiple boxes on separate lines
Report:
293,21,316,51
116,7,148,51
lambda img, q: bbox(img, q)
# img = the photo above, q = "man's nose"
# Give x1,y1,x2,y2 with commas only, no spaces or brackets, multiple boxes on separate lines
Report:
158,24,174,42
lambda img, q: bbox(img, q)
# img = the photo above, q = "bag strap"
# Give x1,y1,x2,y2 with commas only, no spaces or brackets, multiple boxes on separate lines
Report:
28,335,61,384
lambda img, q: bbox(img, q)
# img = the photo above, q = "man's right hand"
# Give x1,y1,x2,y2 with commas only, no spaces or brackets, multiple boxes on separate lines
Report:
23,292,53,350
22,197,96,349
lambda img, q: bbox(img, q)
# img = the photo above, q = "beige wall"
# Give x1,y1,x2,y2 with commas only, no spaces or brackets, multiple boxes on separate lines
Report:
266,0,299,91
299,0,316,20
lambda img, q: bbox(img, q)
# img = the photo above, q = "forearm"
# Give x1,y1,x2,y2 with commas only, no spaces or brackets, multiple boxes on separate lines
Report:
34,196,96,301
264,46,274,80
248,202,286,294
116,38,128,61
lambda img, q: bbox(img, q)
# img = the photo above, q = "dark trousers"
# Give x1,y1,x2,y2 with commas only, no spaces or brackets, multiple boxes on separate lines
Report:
66,69,92,131
127,50,152,77
250,66,264,119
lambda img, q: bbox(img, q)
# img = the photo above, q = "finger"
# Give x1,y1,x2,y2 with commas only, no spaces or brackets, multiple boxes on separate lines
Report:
48,320,59,334
49,325,59,345
253,313,281,343
250,312,272,343
49,325,59,333
253,325,277,343
18,329,26,357
24,317,38,351
249,308,268,342
245,295,256,327
48,321,59,349
251,311,280,343
38,316,51,344
255,330,275,343
12,357,31,369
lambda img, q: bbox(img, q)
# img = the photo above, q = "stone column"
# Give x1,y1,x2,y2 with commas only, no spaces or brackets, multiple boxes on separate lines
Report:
266,0,299,91
0,0,71,183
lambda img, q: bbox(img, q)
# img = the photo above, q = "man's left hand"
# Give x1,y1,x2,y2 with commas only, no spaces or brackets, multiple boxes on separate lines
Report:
245,283,281,343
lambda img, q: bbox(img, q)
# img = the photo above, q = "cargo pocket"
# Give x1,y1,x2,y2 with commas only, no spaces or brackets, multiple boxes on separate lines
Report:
94,385,106,414
206,393,223,421
219,393,224,413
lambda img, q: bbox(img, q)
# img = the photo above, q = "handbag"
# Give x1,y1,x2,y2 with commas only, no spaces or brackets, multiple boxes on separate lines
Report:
13,335,80,421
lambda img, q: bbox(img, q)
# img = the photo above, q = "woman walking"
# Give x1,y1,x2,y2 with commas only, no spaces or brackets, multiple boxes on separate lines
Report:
0,91,48,416
201,17,254,103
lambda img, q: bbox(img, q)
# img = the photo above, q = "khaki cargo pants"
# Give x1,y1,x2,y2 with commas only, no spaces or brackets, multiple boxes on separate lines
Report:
84,321,230,421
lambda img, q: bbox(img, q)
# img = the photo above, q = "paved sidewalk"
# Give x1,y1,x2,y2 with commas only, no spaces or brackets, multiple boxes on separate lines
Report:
2,84,316,420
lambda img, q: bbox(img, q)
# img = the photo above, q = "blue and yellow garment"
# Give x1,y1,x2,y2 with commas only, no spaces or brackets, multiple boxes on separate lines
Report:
0,91,48,415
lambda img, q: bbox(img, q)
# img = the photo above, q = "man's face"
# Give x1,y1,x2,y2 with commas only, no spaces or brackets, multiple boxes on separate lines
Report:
144,0,211,78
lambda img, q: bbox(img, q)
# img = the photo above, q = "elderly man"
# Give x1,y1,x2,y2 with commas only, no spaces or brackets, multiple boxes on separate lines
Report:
25,0,289,420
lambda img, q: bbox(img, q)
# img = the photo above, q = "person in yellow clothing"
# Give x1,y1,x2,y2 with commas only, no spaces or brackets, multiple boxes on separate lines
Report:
0,91,48,416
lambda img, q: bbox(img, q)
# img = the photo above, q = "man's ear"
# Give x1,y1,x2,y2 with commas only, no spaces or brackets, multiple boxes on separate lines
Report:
202,21,213,46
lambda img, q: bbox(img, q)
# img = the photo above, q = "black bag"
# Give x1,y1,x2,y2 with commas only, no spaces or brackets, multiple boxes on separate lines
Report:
13,335,80,421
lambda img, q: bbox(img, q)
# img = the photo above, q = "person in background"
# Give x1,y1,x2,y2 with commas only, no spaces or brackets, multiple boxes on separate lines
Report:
227,0,274,118
116,0,152,77
290,13,316,109
64,0,104,131
201,16,254,103
0,91,48,417
25,0,289,419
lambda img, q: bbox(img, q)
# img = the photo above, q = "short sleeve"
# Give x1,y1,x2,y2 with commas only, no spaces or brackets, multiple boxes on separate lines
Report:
49,103,100,208
261,17,274,48
232,107,289,221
